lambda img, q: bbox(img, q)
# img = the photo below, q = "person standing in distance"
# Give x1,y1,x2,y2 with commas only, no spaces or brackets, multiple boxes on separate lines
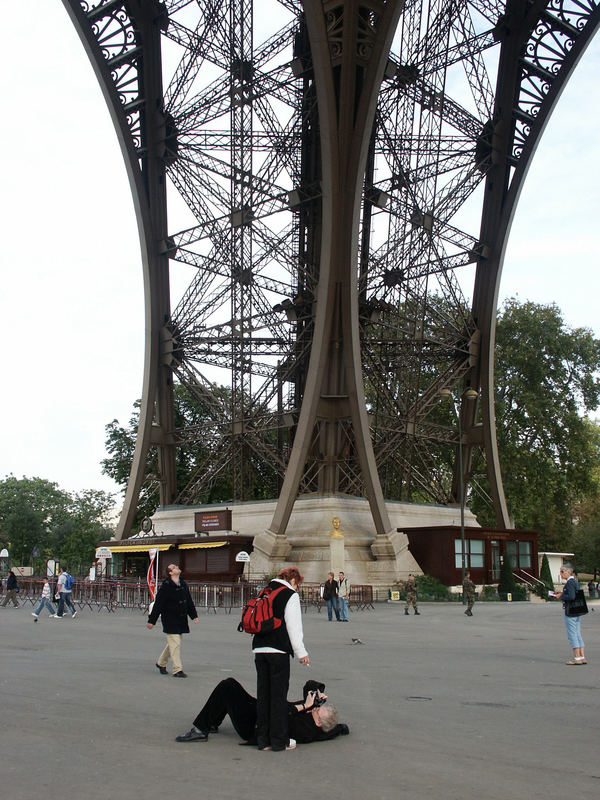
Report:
404,574,420,615
551,563,587,665
337,571,350,621
147,564,198,677
462,571,476,616
253,566,309,752
323,571,340,621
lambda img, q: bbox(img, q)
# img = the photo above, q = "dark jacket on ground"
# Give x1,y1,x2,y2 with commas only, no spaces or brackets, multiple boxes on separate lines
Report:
288,680,349,743
147,577,198,634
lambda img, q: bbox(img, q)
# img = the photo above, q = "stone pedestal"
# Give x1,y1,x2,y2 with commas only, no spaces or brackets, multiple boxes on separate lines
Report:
329,535,345,574
150,494,480,588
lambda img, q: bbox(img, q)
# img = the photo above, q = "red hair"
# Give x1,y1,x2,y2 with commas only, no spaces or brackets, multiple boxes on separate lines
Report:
277,566,304,585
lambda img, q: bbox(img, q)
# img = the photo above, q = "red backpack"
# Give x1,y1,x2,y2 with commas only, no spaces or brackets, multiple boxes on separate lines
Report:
238,584,288,634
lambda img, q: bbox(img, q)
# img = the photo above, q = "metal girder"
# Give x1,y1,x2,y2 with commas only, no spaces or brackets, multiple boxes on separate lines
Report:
62,0,600,540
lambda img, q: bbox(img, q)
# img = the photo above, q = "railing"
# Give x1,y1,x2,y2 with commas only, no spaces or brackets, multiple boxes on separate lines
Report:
2,578,375,614
518,570,546,589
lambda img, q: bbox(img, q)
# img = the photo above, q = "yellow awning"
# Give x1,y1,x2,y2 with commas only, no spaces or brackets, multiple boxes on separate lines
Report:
108,543,172,553
178,541,227,550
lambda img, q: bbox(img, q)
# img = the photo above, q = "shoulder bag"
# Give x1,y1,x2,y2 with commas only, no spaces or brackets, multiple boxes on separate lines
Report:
564,588,588,617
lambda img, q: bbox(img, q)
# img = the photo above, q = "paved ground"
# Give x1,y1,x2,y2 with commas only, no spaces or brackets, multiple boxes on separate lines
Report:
1,598,598,798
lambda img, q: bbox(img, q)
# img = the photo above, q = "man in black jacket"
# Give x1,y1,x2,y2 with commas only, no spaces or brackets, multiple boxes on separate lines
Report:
174,678,349,745
146,564,198,677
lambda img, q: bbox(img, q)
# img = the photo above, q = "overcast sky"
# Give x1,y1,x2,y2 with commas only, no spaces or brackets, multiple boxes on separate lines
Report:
0,4,598,504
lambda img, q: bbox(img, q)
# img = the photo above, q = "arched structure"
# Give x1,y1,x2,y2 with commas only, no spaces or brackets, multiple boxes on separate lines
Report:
62,1,600,557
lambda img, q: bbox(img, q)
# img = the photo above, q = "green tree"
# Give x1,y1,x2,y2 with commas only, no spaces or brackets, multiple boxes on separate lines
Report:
571,479,600,574
539,553,554,590
0,476,114,573
102,383,278,532
471,300,600,551
497,555,516,600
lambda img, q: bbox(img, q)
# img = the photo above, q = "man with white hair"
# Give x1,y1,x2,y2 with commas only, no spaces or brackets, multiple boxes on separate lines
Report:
174,678,349,745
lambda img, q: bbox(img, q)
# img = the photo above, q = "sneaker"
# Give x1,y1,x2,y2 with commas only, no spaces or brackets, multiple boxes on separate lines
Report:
173,671,187,678
155,663,168,675
71,611,78,618
31,613,39,619
272,738,297,752
51,615,63,619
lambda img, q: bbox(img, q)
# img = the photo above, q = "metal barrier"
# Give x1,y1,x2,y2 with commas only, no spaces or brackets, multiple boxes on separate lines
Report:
2,578,376,614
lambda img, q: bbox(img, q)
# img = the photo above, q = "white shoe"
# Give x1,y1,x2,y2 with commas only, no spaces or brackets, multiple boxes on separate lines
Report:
72,611,78,618
51,615,62,619
31,613,38,619
286,739,297,751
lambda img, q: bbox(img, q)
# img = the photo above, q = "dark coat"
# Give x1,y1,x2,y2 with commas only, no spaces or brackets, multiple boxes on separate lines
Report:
147,578,198,634
6,572,17,590
322,579,338,600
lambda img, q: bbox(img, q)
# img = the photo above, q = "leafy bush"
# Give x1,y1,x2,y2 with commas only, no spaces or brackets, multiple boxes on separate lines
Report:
511,584,528,601
481,585,499,601
415,574,449,600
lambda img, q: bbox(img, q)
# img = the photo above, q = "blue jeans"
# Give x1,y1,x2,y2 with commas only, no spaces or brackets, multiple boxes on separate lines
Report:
338,596,349,621
564,614,584,649
57,592,76,616
325,597,340,620
34,597,55,616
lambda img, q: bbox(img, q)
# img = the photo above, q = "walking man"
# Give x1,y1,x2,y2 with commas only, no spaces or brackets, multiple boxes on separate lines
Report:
53,567,77,618
147,564,198,677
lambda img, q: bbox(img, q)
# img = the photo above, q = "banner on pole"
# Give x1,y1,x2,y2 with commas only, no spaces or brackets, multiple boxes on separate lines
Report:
147,548,158,601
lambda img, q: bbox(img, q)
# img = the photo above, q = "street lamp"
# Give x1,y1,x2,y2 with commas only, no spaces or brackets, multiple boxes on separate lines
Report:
439,387,478,591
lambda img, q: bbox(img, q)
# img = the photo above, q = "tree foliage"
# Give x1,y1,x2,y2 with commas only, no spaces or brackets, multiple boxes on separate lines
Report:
102,299,600,557
570,475,600,574
497,555,516,600
471,299,600,551
0,476,114,573
102,384,278,532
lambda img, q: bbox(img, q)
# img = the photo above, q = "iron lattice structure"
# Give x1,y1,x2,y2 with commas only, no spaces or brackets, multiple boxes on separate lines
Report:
63,0,600,543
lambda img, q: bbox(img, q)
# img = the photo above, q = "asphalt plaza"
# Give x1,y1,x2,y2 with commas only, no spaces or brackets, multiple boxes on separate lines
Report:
1,599,598,799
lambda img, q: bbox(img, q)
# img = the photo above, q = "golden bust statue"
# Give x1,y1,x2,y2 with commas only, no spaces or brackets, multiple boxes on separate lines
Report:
330,516,344,539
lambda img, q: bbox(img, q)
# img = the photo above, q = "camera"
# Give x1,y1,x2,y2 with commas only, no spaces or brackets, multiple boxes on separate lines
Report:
312,694,326,707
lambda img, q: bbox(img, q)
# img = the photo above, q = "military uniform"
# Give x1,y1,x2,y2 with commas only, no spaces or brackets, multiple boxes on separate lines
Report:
404,577,419,615
463,576,476,616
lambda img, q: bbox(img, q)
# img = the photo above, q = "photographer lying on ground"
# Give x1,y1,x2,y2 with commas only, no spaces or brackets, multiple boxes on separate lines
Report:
175,678,349,749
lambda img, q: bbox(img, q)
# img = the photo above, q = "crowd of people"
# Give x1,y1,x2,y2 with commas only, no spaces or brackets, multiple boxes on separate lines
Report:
2,555,594,750
0,566,79,620
146,562,349,751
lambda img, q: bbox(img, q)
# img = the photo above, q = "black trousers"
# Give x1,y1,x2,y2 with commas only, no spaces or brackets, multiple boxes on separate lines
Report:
254,652,290,750
192,678,257,741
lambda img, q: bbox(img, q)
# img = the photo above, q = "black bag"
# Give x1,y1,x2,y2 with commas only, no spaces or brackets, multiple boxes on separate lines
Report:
565,589,588,617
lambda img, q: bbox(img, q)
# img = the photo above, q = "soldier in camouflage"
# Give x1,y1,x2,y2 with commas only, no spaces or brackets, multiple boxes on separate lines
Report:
404,574,419,615
463,571,476,616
